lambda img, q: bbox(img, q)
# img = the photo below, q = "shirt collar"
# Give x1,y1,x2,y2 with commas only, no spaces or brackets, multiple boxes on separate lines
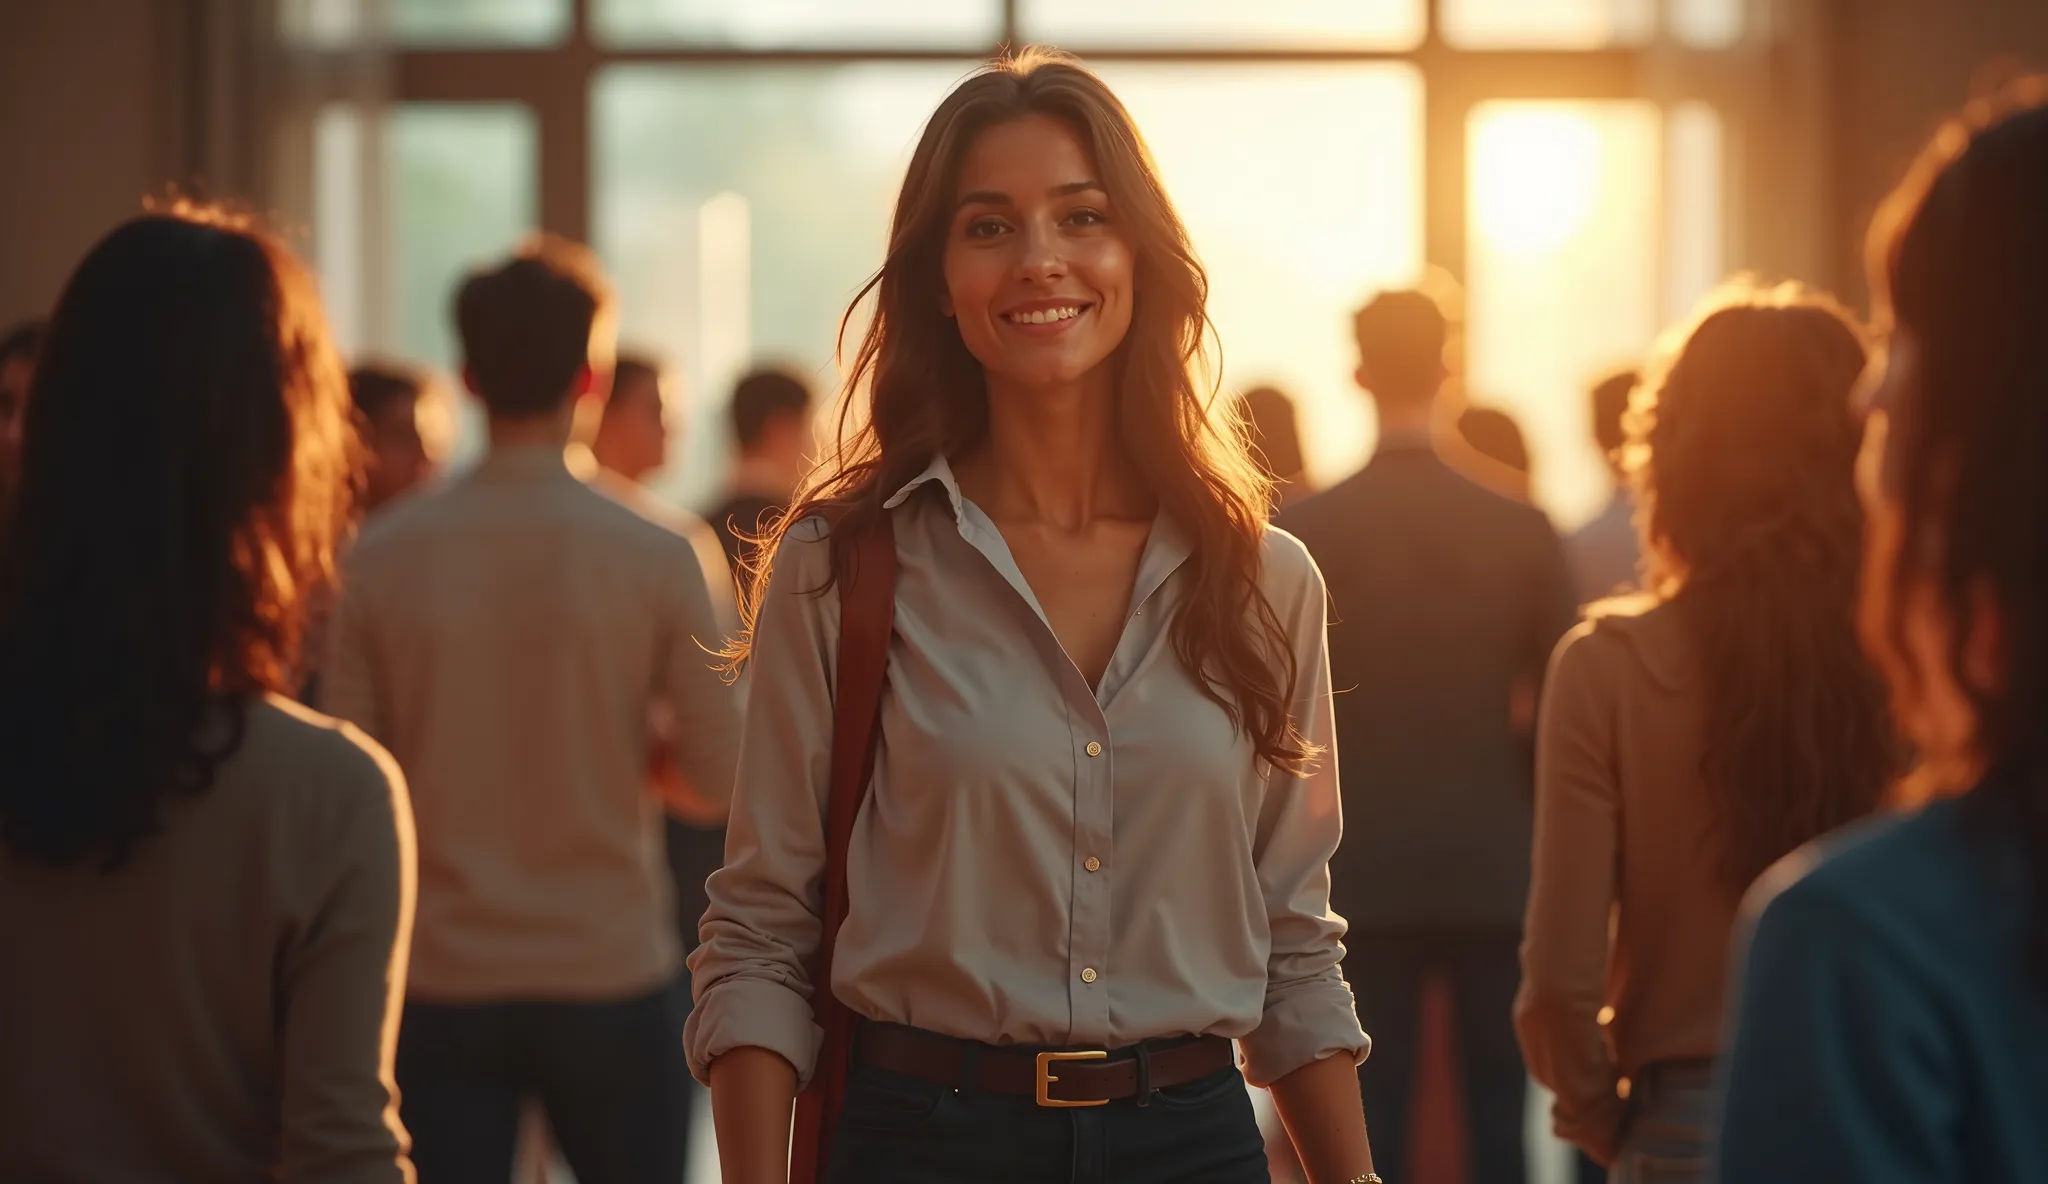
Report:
474,442,580,483
883,451,1194,580
1374,425,1436,456
883,452,968,520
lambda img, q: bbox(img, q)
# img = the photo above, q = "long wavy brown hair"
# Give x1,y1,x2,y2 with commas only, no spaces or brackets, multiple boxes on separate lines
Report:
1862,81,2048,979
0,204,355,867
1630,282,1901,893
733,49,1307,769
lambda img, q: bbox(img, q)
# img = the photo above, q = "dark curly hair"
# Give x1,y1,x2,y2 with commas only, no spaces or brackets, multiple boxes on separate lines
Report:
1629,281,1902,893
1862,81,2048,978
0,204,356,867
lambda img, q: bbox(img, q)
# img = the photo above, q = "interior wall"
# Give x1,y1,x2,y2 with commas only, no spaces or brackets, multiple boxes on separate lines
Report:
0,0,167,325
1827,0,2048,301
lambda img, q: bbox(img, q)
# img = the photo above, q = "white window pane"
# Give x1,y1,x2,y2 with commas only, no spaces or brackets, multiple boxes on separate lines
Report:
1090,64,1424,485
1670,0,1744,47
1467,101,1661,527
312,107,366,356
594,0,999,48
1665,102,1724,323
280,0,569,47
387,105,538,377
593,64,977,508
1442,0,1655,47
1022,0,1423,50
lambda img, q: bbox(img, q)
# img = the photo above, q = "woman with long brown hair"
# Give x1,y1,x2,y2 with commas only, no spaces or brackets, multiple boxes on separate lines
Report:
1515,282,1899,1181
686,51,1377,1184
1715,83,2048,1183
0,206,415,1181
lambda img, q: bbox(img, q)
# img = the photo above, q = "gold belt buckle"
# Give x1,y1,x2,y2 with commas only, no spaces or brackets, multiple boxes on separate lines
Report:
1034,1049,1109,1108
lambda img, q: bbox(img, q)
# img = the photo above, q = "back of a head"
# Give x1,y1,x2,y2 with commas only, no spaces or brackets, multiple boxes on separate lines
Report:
611,352,662,414
1353,289,1448,405
1236,385,1304,484
1456,405,1530,475
1633,282,1899,893
0,206,352,867
0,320,42,373
1589,369,1639,463
1863,84,2048,974
349,362,432,423
730,365,814,452
455,234,614,418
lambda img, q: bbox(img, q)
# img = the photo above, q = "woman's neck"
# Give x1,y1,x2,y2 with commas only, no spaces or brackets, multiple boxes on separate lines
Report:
960,368,1148,531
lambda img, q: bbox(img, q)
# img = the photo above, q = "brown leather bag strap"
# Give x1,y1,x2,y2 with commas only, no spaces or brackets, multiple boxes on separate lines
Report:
790,508,896,1184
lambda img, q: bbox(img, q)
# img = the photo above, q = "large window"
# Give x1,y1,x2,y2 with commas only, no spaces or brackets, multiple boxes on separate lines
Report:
292,0,1751,525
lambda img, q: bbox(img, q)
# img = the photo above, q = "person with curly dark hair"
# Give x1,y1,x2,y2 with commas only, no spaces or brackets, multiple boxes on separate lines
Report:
1715,81,2048,1183
0,207,415,1181
1516,281,1901,1182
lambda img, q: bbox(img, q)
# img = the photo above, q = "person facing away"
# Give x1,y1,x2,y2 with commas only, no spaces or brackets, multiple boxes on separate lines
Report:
691,50,1379,1184
0,205,415,1182
589,348,739,639
1716,82,2048,1184
350,363,453,516
1454,402,1534,502
0,318,42,518
319,235,740,1184
1279,287,1578,1184
1236,383,1312,510
1565,370,1644,605
706,363,815,575
1515,283,1901,1181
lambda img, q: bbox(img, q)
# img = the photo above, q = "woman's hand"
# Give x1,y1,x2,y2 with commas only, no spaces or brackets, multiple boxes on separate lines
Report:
708,1046,799,1184
1269,1051,1376,1184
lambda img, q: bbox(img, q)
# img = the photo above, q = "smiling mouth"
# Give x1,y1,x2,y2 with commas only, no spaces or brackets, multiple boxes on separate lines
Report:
1002,303,1091,326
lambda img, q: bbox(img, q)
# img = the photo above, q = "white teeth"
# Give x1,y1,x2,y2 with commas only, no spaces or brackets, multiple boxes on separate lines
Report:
1010,306,1082,325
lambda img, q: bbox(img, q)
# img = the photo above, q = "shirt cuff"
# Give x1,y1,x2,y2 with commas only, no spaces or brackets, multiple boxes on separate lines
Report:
1237,976,1372,1087
683,976,823,1087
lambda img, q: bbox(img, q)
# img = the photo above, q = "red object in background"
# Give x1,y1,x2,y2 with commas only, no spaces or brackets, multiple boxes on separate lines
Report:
1411,972,1472,1184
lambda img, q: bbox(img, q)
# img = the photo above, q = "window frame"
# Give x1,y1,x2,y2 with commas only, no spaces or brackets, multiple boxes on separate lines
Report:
287,0,1759,356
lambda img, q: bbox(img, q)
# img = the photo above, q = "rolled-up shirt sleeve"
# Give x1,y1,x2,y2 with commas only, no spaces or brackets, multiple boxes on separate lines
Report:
683,517,838,1085
1238,534,1371,1087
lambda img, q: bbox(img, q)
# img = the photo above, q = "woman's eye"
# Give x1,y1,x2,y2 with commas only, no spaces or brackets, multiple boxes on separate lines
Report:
964,218,1009,239
1066,208,1107,228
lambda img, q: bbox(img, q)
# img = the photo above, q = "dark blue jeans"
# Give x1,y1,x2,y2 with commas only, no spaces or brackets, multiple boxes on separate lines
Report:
825,1062,1269,1184
395,979,691,1184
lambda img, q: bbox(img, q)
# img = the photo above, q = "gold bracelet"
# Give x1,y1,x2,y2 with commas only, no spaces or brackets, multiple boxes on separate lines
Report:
1348,1175,1385,1184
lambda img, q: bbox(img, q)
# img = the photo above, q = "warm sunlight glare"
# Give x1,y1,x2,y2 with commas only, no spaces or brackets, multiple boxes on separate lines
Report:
1472,108,1603,254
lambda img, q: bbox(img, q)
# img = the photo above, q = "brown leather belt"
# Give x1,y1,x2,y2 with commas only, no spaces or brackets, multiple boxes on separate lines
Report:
854,1021,1237,1108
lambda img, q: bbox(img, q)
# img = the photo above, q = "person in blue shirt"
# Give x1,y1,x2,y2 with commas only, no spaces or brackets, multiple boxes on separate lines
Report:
1715,80,2048,1183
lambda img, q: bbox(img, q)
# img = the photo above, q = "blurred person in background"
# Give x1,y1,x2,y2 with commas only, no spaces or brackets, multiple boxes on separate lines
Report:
0,206,414,1182
320,235,739,1184
589,348,738,636
1717,84,2048,1183
706,364,814,575
1455,403,1533,502
1236,383,1311,510
692,52,1376,1184
351,363,452,516
587,345,738,1174
0,319,44,517
1282,287,1578,1184
1517,284,1899,1183
1566,370,1644,605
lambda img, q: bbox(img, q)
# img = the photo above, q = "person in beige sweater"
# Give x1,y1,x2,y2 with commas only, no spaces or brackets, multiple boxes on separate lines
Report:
0,204,416,1183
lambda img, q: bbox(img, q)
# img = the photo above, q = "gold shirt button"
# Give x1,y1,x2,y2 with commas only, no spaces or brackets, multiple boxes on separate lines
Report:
1083,856,1102,872
1080,967,1099,984
1085,741,1103,757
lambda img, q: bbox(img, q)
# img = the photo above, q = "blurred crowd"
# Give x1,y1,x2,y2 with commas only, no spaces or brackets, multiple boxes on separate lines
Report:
2,50,2047,1184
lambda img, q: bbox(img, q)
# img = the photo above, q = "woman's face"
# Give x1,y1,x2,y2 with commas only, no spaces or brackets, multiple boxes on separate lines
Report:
941,114,1136,393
